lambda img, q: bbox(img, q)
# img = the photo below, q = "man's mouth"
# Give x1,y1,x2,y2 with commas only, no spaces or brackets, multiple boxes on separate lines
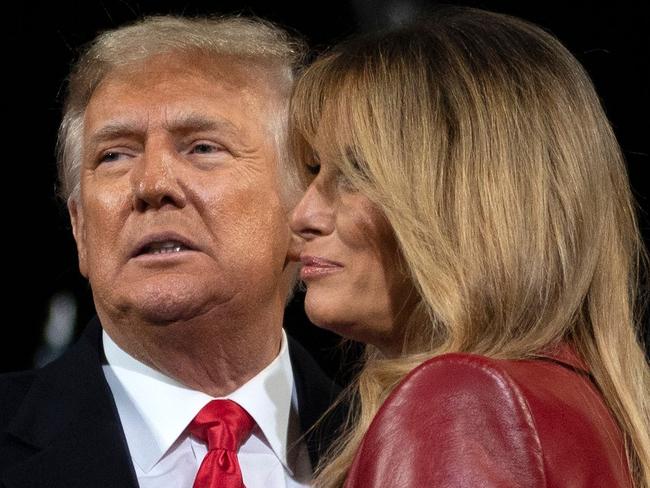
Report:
132,233,198,258
141,241,191,255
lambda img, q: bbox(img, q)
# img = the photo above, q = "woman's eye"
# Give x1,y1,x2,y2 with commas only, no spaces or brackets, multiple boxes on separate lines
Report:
306,163,321,175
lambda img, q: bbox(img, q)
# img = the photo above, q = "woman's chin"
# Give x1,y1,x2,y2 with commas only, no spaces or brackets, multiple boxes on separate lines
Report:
302,283,401,349
305,293,355,338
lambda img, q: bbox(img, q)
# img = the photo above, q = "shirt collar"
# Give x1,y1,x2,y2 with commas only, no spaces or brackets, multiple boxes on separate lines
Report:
102,329,296,473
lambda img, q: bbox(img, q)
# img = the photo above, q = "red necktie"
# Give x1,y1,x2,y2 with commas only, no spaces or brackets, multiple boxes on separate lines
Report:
189,399,255,488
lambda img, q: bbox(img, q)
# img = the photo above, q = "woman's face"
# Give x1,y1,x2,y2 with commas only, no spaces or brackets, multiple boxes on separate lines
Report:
289,152,415,356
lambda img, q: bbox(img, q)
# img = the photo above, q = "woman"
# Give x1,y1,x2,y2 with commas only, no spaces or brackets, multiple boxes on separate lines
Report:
288,7,650,488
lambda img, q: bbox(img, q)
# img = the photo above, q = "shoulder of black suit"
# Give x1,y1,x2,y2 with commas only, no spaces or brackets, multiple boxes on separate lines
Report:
0,317,348,486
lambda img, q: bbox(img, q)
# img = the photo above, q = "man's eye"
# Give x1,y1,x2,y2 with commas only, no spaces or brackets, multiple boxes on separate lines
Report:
191,143,219,154
99,151,126,163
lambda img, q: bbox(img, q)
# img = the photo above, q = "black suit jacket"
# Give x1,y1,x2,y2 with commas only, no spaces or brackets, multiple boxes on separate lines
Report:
0,317,345,487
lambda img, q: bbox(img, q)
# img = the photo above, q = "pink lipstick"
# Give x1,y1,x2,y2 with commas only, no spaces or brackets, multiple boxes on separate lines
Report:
299,255,343,280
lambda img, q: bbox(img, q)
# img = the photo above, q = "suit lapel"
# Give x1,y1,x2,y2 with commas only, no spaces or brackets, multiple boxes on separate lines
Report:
288,336,348,469
2,319,138,488
4,323,347,485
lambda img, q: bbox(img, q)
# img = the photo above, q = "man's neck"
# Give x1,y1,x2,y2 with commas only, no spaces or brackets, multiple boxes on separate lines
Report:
97,306,284,397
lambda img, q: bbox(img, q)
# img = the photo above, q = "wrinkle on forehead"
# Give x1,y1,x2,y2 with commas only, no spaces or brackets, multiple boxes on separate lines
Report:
86,52,284,139
100,51,285,104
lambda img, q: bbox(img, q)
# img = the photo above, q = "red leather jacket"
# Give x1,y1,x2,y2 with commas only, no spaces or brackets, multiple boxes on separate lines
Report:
344,347,632,487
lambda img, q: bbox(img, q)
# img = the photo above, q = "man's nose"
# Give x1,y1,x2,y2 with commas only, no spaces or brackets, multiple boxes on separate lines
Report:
289,182,335,240
130,143,187,212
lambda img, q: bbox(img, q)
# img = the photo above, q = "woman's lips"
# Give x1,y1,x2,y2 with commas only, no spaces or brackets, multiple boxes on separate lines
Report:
299,255,343,280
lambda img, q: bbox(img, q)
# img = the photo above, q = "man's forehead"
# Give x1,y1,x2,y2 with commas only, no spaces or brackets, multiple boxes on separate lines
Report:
85,66,275,133
96,52,282,100
85,55,283,127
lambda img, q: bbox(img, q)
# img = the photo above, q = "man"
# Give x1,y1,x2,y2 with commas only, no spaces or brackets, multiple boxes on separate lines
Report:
0,16,342,488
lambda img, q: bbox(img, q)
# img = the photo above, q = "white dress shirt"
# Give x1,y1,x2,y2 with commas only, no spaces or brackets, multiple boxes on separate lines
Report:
102,330,312,488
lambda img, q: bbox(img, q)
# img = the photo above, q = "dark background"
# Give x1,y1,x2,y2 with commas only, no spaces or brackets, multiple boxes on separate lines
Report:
2,0,648,377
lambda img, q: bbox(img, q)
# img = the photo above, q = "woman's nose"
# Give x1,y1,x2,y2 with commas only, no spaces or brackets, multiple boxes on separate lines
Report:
289,182,335,240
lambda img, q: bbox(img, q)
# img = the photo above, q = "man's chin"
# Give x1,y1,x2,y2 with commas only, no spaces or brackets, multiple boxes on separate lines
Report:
100,289,221,326
133,303,204,325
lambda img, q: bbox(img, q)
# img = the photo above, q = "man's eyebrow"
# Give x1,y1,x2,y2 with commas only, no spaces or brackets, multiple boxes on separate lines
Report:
88,121,147,146
88,114,240,146
163,114,239,137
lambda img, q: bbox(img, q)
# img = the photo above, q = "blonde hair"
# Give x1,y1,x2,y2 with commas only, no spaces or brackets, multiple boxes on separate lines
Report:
58,15,306,202
290,7,650,487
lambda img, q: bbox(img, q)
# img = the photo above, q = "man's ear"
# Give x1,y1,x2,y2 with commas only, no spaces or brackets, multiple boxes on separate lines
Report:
67,197,88,278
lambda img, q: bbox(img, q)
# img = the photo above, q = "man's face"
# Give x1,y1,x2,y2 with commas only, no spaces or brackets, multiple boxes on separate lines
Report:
70,54,292,326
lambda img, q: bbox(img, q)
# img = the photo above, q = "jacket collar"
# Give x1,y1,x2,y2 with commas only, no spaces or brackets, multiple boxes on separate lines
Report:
538,342,591,375
2,318,138,488
3,317,345,485
288,336,346,469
